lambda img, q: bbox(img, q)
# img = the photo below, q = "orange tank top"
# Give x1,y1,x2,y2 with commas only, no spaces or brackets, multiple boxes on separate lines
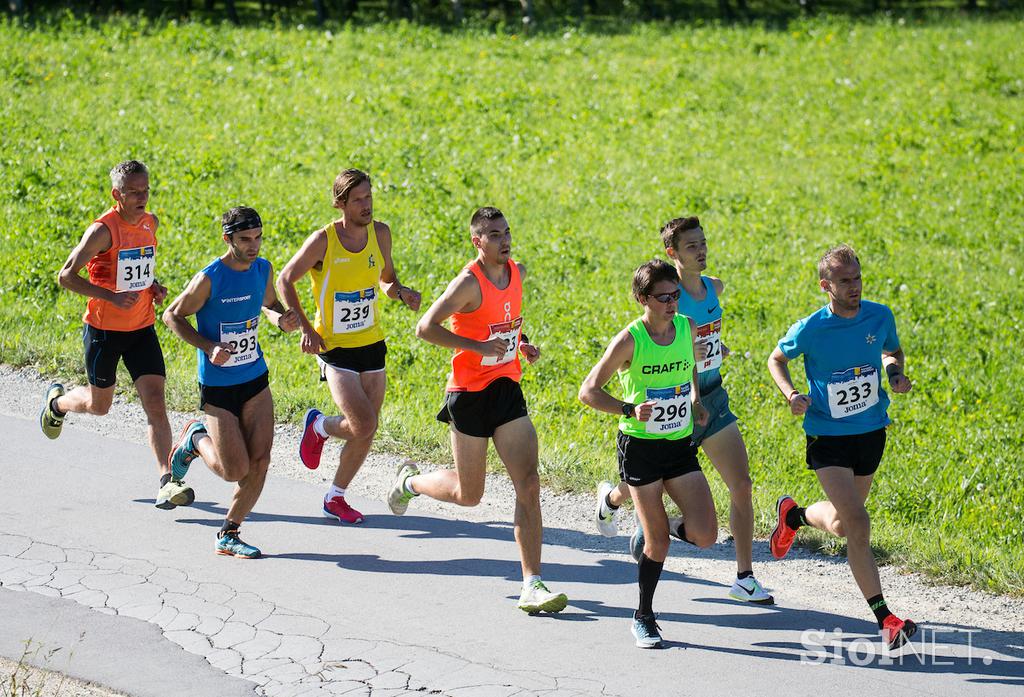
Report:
83,207,158,331
447,259,523,392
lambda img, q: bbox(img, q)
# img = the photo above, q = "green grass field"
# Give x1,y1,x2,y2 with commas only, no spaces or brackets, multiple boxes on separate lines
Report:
1,14,1022,594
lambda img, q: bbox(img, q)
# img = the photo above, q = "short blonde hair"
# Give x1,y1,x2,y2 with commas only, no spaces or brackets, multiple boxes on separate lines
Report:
818,244,859,280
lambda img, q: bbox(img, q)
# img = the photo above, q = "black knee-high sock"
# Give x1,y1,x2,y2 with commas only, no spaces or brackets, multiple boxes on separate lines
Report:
868,594,893,628
636,553,664,618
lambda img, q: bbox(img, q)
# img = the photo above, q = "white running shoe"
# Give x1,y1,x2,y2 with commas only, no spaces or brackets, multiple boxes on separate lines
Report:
595,480,619,537
517,580,568,614
728,576,775,605
387,462,420,516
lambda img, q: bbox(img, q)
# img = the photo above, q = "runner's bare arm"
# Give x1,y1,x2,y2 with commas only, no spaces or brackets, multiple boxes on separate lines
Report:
883,347,912,393
767,347,810,415
147,214,168,305
415,271,505,358
261,263,299,333
578,330,654,421
277,229,327,354
689,317,709,426
516,262,527,280
161,273,229,364
707,276,729,357
56,223,140,308
375,222,421,311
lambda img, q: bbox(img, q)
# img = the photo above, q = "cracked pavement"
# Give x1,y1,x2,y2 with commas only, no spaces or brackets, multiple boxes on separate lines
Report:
1,414,1022,696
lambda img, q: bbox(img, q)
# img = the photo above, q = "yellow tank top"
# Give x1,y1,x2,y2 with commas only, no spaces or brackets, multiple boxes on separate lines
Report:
310,221,385,349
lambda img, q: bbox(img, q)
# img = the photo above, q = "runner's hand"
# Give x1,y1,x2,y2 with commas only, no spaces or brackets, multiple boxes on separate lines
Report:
694,402,710,427
721,343,731,359
278,309,300,333
890,372,913,394
477,336,509,358
151,282,168,305
109,290,140,309
633,400,657,422
695,341,710,362
301,327,326,355
399,287,421,312
520,342,541,364
209,343,233,366
789,393,811,416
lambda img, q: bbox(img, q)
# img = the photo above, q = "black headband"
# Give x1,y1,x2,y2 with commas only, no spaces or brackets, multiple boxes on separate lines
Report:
223,214,262,235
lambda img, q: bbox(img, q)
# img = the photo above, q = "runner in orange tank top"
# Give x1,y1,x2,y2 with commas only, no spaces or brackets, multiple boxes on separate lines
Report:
385,207,569,615
39,160,189,511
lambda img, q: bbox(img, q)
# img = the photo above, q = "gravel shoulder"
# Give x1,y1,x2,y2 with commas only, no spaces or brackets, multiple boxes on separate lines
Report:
3,364,1022,640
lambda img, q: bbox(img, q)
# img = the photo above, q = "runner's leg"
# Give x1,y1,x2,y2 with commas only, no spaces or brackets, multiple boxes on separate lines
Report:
406,428,488,506
492,416,542,579
135,374,172,475
700,422,753,573
662,470,718,548
228,386,274,524
808,468,880,598
197,406,252,482
56,384,114,416
324,368,385,488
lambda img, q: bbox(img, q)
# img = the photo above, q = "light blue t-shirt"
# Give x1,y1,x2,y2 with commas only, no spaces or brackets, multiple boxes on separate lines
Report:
677,276,723,394
778,300,899,436
196,257,270,387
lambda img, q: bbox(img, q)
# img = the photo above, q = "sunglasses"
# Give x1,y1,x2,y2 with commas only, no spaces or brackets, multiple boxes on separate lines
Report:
648,290,681,303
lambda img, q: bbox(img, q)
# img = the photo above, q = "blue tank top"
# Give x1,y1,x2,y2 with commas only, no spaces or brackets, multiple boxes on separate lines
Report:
676,276,723,393
196,257,270,387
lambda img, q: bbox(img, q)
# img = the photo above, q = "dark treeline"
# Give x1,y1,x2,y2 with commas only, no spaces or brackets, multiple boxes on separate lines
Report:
5,0,1022,28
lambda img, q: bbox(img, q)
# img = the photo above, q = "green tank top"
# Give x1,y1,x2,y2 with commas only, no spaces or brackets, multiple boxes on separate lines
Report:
617,314,696,440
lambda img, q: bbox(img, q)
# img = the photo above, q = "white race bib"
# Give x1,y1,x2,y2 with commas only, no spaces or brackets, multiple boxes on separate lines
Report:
826,365,880,419
695,319,723,373
220,317,260,368
645,383,692,435
333,288,375,334
480,317,522,367
116,246,155,292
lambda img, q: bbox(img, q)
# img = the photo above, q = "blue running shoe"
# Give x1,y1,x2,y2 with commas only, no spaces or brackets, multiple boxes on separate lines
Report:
631,614,663,649
216,530,261,559
168,419,207,481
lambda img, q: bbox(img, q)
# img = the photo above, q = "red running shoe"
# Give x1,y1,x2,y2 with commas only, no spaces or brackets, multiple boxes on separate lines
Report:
300,408,326,470
882,615,918,651
770,495,799,559
323,496,364,525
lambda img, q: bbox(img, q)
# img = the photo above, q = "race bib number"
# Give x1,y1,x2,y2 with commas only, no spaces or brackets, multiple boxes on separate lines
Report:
826,365,879,419
480,317,523,367
116,246,155,292
333,288,375,334
644,383,692,435
220,317,260,368
695,319,723,373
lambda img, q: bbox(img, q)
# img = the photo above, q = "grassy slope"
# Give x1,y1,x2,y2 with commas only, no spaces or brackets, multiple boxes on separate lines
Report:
1,15,1021,593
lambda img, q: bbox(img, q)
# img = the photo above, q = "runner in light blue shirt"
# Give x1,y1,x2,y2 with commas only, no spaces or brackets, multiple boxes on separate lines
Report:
767,244,918,651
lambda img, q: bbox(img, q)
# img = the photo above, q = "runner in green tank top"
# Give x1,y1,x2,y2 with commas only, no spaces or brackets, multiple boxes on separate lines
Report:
578,260,717,650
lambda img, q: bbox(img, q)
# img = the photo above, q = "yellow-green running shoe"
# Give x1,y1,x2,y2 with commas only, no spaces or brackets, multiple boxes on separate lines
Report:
155,478,195,510
517,580,568,614
39,383,66,440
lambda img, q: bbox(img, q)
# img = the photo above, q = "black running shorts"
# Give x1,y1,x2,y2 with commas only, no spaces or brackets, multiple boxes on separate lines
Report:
83,323,166,388
318,340,387,378
200,371,270,419
806,428,887,477
616,431,700,487
436,377,529,438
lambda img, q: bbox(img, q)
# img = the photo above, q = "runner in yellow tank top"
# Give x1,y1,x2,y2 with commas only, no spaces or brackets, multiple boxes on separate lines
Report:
278,169,421,524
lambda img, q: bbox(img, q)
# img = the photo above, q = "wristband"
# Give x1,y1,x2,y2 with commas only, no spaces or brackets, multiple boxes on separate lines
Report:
396,287,404,302
621,402,636,417
786,390,799,404
521,333,530,346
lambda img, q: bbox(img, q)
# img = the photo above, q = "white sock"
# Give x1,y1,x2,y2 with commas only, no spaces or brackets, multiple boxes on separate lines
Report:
523,575,542,590
404,476,418,496
313,414,329,438
326,485,346,501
